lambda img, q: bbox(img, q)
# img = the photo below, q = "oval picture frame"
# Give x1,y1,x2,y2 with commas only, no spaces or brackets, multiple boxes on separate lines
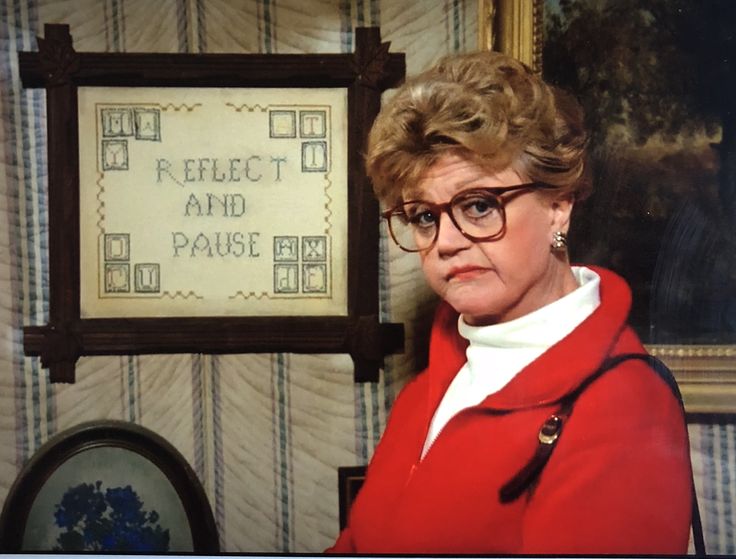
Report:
0,420,219,553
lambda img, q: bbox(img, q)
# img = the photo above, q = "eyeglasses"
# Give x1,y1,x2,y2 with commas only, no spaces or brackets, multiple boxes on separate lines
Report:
382,182,556,252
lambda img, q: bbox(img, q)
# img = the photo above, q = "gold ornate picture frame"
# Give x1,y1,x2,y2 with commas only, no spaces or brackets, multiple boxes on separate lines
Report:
480,0,736,414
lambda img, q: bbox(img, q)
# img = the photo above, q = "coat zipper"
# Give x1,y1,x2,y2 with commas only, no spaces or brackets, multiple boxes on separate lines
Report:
405,401,514,492
405,406,485,488
404,463,418,489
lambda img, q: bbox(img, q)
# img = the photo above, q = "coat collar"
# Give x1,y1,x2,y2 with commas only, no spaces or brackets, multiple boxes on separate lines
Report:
425,266,637,413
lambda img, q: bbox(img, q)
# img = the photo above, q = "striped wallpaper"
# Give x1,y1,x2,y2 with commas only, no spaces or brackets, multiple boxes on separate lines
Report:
0,0,732,553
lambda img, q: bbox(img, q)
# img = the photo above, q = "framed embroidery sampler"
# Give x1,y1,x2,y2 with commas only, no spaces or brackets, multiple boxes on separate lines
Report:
19,24,405,383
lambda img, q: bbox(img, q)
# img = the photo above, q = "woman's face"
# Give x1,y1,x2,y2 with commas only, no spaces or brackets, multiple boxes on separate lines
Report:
407,153,576,326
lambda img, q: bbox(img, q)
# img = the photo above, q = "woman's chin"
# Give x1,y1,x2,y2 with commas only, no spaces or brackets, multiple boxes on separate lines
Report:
450,300,504,326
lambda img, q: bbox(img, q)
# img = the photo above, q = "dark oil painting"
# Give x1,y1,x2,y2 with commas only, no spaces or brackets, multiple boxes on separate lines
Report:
543,0,736,343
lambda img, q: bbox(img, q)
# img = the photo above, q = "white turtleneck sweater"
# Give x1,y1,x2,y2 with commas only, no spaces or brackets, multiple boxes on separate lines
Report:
421,266,601,459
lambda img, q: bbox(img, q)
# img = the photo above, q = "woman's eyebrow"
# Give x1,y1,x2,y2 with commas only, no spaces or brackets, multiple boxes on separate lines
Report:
401,188,427,200
403,179,489,200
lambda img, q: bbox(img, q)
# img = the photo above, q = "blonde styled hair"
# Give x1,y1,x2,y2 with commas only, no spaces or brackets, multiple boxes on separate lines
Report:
366,51,590,208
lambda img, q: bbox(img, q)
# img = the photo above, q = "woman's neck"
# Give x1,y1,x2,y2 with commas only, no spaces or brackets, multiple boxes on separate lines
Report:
463,261,579,327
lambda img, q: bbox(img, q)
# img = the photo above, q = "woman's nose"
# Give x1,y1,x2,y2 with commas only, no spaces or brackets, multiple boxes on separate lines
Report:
435,211,471,254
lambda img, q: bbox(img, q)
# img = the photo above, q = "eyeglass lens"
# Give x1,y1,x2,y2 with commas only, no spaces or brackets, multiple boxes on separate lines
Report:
389,190,504,251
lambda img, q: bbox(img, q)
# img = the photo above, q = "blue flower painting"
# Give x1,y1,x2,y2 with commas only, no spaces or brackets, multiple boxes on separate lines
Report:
52,481,170,552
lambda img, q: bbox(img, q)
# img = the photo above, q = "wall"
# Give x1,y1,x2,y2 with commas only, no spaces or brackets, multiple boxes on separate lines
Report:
0,0,734,554
0,0,475,552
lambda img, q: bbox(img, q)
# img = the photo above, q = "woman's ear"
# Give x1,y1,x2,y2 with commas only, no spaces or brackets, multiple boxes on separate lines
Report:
550,194,574,233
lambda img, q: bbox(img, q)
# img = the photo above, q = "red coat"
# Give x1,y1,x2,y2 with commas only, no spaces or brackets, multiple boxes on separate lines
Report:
329,267,692,554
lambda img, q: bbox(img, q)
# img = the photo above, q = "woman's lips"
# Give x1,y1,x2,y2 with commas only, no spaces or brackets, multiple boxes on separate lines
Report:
447,266,490,281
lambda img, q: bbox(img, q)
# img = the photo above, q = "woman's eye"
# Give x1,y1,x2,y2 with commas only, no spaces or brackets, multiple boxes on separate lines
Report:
460,197,498,218
404,203,438,227
410,210,438,228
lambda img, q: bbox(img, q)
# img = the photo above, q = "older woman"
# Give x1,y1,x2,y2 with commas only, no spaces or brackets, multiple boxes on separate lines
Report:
328,51,694,554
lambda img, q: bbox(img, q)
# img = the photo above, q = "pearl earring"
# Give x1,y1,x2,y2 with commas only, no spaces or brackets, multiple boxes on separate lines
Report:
551,231,568,252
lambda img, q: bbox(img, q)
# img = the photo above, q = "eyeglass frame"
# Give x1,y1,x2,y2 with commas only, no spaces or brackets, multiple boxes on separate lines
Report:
381,182,558,253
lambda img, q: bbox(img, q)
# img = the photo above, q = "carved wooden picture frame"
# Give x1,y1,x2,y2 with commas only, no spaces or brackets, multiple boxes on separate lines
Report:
19,24,405,383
